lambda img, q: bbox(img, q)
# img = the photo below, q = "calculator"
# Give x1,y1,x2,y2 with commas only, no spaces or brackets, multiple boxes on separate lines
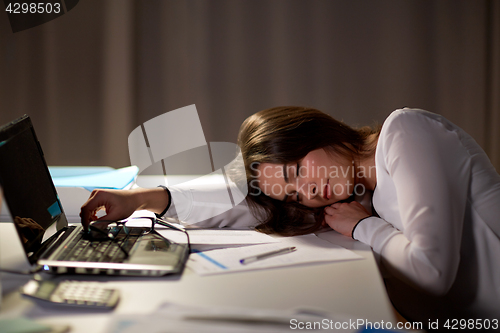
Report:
21,279,120,309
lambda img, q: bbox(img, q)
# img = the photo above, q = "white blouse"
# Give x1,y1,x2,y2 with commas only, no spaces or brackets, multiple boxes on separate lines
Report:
165,108,500,322
354,109,500,322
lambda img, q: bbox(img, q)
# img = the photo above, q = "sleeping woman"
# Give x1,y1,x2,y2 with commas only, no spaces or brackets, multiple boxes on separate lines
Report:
80,106,500,326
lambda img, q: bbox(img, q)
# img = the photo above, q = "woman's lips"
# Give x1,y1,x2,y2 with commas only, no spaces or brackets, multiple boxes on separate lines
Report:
324,180,330,199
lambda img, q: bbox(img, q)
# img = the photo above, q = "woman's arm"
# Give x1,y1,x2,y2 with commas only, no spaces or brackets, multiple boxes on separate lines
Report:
350,110,470,296
80,181,258,230
80,187,169,230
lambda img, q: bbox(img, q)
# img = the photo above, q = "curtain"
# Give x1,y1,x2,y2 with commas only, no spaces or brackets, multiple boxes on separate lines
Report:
0,0,499,170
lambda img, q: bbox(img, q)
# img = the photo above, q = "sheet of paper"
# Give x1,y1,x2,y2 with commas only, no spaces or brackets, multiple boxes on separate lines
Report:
156,228,279,248
105,302,357,333
187,234,363,276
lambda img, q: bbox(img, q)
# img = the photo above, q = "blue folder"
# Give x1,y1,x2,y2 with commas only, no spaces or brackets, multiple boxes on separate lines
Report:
48,166,139,191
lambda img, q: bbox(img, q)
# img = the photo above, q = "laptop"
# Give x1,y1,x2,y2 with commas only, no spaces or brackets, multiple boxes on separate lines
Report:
0,115,189,276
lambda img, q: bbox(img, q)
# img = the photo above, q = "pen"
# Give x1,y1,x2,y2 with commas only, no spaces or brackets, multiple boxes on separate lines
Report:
239,246,297,265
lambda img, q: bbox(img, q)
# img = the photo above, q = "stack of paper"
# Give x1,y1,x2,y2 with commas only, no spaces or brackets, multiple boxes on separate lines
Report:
106,301,358,333
155,225,363,276
49,165,139,191
185,233,363,276
155,228,279,251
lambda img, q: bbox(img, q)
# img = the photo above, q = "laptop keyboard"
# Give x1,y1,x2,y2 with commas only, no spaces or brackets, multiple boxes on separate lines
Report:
57,229,142,263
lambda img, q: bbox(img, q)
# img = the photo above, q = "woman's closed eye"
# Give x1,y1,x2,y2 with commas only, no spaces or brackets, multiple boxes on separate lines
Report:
283,161,302,203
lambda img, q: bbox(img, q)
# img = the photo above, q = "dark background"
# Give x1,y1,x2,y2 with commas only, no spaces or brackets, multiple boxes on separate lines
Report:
1,0,499,170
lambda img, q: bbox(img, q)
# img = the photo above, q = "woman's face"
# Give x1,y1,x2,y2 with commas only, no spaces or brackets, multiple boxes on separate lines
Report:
256,148,356,208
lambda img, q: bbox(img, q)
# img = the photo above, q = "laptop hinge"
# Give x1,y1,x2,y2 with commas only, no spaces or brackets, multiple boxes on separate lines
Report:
32,226,75,263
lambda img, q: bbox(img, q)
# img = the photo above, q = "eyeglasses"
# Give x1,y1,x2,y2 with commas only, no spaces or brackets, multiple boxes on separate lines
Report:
87,216,190,259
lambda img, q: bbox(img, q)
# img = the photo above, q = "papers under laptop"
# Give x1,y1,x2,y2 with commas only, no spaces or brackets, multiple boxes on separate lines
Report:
0,115,189,276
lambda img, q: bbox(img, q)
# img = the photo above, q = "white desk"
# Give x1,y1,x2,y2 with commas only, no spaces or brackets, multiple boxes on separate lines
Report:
0,176,396,332
0,233,395,332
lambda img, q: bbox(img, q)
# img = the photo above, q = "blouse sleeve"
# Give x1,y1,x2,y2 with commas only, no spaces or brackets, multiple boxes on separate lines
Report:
353,110,471,296
162,180,259,229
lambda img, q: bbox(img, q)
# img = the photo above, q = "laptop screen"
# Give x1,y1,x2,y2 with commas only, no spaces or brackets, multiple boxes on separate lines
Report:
0,115,66,260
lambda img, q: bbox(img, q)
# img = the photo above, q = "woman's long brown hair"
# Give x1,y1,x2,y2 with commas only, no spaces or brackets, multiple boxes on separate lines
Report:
237,106,379,236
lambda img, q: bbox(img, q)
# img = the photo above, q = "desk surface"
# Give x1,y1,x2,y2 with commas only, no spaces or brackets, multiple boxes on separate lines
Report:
1,174,395,332
1,231,395,333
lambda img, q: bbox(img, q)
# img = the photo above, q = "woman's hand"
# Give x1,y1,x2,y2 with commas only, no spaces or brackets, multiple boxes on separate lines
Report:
323,201,370,238
80,189,140,230
80,187,170,231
